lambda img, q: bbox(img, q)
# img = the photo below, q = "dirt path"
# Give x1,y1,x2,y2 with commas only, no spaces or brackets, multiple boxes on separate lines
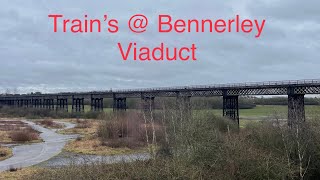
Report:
0,120,77,172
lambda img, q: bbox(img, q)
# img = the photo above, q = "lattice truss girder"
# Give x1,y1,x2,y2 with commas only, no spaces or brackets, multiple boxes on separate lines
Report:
239,88,287,95
1,85,320,101
189,90,223,96
298,86,320,94
115,92,141,98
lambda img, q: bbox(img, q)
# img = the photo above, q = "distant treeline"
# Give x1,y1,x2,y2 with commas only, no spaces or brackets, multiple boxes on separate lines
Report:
78,96,320,110
253,96,320,105
191,96,320,109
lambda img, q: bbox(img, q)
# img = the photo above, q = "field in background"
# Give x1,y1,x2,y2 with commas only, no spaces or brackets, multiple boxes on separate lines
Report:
97,105,320,128
71,105,320,116
65,105,320,128
207,105,320,117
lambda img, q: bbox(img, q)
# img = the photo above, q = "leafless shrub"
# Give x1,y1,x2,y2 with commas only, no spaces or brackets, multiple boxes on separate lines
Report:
0,120,30,131
75,119,91,129
9,130,39,142
13,99,320,179
9,166,18,172
38,119,64,129
0,146,10,158
97,112,163,149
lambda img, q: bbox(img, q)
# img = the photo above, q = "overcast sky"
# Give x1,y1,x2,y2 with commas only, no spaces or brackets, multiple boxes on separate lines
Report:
0,0,319,94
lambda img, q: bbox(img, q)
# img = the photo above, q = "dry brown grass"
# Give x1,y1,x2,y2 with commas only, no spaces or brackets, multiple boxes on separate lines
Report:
0,146,13,161
97,112,164,150
75,119,91,129
60,117,148,155
0,120,33,129
36,119,64,129
0,120,29,131
0,167,43,180
9,130,40,142
64,138,146,155
0,120,42,143
58,119,99,136
0,131,12,143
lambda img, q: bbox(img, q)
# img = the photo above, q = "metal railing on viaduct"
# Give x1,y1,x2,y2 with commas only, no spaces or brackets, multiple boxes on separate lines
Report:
1,79,320,126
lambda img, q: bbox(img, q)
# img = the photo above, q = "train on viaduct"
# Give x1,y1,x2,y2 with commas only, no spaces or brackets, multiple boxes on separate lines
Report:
0,79,319,126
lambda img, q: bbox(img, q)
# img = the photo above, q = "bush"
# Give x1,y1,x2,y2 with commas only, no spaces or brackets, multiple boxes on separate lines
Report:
75,119,91,129
28,109,320,180
38,119,64,128
9,130,39,142
0,146,12,160
97,112,150,149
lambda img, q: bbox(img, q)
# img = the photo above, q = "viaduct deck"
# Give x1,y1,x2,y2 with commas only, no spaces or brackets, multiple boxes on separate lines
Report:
1,79,319,126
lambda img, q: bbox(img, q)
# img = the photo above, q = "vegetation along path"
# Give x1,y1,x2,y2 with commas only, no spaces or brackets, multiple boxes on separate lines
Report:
0,120,77,171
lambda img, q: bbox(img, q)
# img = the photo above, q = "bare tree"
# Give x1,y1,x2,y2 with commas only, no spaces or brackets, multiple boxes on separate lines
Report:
273,103,312,179
141,99,157,158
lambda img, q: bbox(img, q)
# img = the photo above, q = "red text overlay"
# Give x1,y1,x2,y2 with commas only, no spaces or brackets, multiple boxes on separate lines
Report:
48,14,266,61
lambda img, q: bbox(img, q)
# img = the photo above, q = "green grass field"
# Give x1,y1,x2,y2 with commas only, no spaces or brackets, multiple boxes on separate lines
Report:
69,105,320,117
199,105,320,128
210,105,320,117
66,105,320,128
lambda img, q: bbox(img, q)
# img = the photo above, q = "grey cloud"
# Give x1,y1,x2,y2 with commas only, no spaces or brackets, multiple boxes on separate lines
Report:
0,0,319,93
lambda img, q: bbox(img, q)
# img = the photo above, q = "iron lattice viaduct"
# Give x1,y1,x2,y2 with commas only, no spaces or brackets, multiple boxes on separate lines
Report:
1,79,319,126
